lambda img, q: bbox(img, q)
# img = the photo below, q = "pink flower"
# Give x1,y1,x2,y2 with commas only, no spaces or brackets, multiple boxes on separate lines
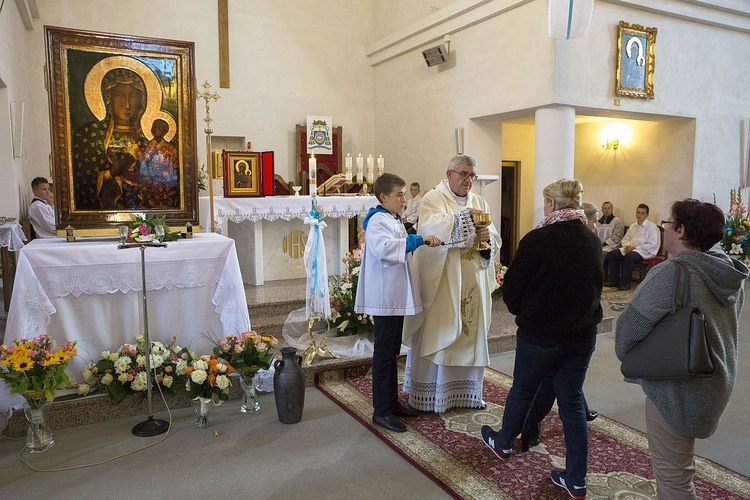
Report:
138,223,151,235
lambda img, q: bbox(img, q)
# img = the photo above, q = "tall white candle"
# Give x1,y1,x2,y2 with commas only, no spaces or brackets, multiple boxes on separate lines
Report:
309,154,317,195
377,155,384,177
367,155,374,182
356,154,364,183
345,153,352,182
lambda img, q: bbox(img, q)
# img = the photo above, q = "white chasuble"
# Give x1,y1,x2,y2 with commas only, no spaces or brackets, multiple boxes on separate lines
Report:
403,180,501,412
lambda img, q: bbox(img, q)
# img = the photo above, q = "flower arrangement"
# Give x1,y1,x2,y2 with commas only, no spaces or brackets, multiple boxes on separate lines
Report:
185,354,235,405
0,335,77,409
720,188,750,264
126,214,182,243
80,335,194,404
198,163,208,192
212,331,278,377
492,261,508,301
329,238,374,336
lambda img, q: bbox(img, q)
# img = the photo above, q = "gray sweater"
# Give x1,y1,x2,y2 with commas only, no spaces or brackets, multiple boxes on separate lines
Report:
615,250,748,438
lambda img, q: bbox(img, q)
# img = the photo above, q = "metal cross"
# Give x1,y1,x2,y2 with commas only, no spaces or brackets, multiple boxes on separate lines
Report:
197,80,220,134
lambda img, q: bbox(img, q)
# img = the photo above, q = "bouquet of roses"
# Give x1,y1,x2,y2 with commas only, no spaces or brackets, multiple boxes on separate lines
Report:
329,237,374,336
126,214,182,243
0,334,77,409
212,331,278,378
720,188,750,264
185,354,235,405
492,261,508,301
80,335,194,404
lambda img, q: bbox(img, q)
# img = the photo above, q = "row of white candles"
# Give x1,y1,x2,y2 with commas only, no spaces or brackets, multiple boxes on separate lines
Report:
308,153,384,193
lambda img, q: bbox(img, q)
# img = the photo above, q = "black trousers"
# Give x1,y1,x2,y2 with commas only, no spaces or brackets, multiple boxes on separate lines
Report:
604,250,643,287
372,315,404,417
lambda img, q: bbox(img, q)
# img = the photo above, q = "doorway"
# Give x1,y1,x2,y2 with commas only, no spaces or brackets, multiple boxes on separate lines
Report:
500,160,520,265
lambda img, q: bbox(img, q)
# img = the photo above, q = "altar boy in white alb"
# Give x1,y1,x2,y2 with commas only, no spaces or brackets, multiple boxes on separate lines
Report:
355,173,441,433
403,154,502,413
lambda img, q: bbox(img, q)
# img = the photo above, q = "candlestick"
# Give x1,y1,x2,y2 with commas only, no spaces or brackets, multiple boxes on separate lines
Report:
309,154,317,195
377,155,384,177
367,155,374,182
356,154,364,183
345,153,352,182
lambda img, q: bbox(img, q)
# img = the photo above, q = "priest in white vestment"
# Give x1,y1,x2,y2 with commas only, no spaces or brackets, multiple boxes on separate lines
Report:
403,154,502,412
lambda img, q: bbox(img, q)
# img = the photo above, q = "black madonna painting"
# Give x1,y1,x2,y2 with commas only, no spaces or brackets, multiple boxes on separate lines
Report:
45,27,198,228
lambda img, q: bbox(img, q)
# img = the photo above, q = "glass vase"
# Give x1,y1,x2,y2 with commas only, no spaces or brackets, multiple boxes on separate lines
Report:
238,373,260,413
24,402,55,453
192,399,212,428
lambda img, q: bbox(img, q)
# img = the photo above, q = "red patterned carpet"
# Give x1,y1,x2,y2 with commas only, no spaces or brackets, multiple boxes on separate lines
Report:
315,364,750,499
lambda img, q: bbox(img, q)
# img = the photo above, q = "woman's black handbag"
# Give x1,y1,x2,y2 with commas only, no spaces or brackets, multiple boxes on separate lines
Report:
620,261,714,380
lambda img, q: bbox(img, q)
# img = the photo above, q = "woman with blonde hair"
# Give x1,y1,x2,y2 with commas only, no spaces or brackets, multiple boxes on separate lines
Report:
481,178,603,499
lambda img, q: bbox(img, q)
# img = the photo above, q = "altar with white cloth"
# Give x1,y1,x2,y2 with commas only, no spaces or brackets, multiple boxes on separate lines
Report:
200,195,378,285
1,233,250,409
0,220,26,311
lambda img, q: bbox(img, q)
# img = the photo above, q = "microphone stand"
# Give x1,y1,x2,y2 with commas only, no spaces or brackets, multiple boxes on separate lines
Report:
118,226,169,437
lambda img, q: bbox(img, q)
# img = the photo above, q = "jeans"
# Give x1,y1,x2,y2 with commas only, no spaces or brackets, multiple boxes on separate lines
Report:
522,378,591,443
497,334,596,486
372,315,404,417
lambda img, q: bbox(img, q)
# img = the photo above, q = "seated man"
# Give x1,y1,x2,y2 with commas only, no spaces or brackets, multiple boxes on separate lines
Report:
603,203,660,290
402,182,422,235
598,201,624,254
28,177,57,239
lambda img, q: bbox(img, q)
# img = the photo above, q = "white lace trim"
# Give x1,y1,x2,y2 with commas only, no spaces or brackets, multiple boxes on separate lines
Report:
0,222,26,252
451,209,476,249
403,363,484,413
213,199,377,224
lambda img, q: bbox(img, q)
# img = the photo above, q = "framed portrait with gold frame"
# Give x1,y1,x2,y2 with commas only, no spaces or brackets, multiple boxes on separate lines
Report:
223,151,262,197
615,21,657,100
45,26,198,230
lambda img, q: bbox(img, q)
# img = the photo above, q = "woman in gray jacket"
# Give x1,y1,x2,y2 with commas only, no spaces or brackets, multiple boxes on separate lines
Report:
615,199,748,499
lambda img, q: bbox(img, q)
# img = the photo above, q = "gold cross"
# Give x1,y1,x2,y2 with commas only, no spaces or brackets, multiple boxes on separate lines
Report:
197,81,220,134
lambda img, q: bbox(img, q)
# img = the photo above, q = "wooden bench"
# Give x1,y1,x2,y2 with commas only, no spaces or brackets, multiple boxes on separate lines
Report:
632,225,666,282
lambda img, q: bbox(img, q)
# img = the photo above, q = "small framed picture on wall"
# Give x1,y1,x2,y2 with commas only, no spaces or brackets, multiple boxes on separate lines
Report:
223,151,262,197
615,21,657,100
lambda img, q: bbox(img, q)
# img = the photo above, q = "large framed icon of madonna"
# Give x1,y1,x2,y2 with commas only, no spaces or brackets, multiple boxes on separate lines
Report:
45,26,198,230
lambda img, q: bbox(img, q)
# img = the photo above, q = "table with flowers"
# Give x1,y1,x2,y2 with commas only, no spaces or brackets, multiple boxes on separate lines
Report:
1,233,250,410
199,195,378,285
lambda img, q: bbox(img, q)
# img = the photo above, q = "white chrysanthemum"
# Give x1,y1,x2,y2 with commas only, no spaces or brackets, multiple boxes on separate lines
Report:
118,373,129,384
215,374,230,390
114,356,132,374
101,373,114,385
151,342,165,355
176,359,188,375
150,354,165,368
191,369,208,384
162,375,173,388
131,371,148,391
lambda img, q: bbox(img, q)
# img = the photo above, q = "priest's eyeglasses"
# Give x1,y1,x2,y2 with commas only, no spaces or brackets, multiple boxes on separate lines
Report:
451,170,478,181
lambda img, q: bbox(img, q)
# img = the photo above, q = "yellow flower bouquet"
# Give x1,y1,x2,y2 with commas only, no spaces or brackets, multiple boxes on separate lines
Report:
0,334,77,409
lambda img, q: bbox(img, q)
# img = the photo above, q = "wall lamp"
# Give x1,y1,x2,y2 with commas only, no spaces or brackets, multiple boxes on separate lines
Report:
602,138,619,151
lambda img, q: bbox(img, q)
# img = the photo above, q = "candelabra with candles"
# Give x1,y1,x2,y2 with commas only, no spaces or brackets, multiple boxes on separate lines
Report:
339,153,384,195
117,224,169,437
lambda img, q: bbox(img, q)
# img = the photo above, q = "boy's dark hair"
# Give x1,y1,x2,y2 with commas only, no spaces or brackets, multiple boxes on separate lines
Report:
637,203,650,214
411,182,420,189
671,199,725,251
31,177,49,190
373,173,406,203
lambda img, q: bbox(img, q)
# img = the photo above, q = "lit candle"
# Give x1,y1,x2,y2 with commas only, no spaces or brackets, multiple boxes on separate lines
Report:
345,153,352,182
309,154,317,195
367,155,374,182
356,154,364,183
377,155,384,177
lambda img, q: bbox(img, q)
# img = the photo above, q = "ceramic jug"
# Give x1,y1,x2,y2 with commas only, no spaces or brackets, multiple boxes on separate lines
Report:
273,347,305,424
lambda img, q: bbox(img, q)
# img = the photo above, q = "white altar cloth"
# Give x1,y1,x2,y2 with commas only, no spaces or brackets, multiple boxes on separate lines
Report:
200,195,378,285
1,233,251,410
0,220,26,252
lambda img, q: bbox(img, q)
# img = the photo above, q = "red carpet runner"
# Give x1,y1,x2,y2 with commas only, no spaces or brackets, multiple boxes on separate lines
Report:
315,364,750,499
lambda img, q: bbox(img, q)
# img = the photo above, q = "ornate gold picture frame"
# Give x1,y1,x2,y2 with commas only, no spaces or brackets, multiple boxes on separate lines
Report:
615,21,657,100
223,151,262,197
45,26,198,229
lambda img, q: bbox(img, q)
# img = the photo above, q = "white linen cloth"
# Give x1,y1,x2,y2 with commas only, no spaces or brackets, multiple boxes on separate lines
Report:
1,233,250,410
0,221,26,251
201,195,378,225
